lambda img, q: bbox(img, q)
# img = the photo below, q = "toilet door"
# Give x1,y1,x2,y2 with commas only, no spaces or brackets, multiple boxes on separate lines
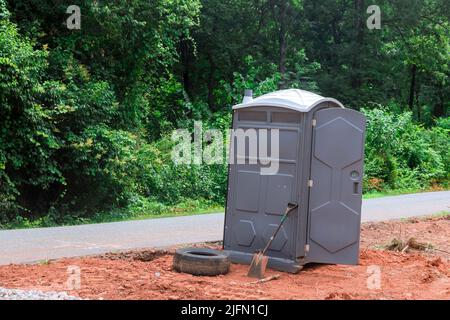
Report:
307,108,366,264
223,108,302,261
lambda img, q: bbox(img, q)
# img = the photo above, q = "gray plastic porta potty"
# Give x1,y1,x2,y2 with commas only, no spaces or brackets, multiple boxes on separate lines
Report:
223,89,367,272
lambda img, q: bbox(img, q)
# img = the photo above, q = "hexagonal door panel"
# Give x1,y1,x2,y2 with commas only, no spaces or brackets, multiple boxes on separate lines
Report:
310,202,359,253
233,220,256,247
263,224,288,252
314,117,363,169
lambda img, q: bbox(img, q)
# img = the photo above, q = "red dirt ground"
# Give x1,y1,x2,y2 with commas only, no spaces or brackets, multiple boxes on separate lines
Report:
0,215,449,300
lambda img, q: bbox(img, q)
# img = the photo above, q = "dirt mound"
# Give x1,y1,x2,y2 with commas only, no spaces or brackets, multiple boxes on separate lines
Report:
0,216,448,300
100,249,172,262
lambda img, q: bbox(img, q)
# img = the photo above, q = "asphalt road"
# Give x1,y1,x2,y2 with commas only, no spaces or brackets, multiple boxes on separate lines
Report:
0,191,449,265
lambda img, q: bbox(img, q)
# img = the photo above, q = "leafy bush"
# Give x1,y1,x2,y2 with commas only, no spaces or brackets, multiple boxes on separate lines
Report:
0,16,57,219
362,108,448,192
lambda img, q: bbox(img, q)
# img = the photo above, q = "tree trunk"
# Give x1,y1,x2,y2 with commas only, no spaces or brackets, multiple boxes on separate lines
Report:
207,51,216,111
416,82,421,122
351,0,365,90
331,18,341,45
278,1,288,88
408,64,417,110
180,39,192,95
433,85,445,117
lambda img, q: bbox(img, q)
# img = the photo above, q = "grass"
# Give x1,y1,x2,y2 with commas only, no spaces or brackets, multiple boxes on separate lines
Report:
362,186,448,199
431,211,450,218
38,259,51,266
90,205,223,224
1,188,448,230
0,200,224,230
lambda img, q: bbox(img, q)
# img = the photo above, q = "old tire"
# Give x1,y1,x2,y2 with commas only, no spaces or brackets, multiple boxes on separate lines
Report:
173,248,230,276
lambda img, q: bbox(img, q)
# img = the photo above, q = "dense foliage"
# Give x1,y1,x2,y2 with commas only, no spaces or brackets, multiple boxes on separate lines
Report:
0,0,448,226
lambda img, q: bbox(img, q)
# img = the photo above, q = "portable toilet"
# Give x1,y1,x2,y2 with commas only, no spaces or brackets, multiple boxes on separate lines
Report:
223,89,366,272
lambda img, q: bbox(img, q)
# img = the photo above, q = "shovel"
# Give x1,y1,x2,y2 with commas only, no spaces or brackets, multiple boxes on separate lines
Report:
247,202,299,279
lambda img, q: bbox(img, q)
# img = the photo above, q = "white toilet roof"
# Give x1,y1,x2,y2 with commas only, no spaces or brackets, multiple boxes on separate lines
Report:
233,89,344,112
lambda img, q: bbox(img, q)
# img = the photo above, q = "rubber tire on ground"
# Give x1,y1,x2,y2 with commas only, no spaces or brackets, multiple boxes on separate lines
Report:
173,248,231,276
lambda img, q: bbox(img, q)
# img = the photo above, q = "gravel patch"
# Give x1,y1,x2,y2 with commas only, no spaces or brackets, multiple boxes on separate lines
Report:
0,287,80,300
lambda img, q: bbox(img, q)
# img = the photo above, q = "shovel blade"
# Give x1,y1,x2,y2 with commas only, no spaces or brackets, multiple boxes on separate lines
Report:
247,253,269,279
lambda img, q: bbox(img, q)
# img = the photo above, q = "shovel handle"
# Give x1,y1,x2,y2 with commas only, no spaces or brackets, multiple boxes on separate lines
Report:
260,202,298,256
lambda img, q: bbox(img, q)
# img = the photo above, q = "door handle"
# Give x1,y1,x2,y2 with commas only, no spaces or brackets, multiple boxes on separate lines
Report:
353,182,359,194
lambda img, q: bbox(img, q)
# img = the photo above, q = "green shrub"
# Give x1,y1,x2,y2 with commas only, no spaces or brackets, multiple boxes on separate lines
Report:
362,108,448,192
